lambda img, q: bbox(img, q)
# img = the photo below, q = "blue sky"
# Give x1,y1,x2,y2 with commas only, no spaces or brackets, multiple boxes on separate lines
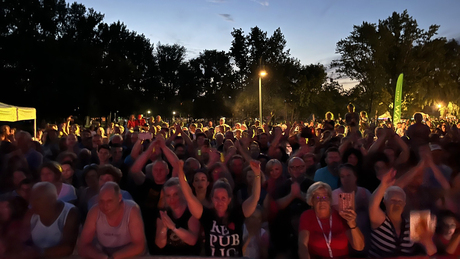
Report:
74,0,460,84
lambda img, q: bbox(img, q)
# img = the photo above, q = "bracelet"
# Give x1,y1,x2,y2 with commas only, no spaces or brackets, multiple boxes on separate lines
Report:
255,175,260,179
350,225,358,229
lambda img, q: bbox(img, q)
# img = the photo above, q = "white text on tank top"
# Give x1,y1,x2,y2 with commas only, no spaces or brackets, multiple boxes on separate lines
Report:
209,220,240,256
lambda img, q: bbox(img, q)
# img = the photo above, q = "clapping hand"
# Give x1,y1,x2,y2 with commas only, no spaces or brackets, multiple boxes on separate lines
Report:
160,211,176,230
291,182,301,198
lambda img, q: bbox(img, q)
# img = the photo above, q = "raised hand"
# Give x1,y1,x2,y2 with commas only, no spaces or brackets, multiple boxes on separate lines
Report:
381,168,396,187
249,160,261,176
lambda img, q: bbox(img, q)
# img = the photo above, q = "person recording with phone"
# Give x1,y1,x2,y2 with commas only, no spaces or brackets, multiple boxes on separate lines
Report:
299,181,364,259
331,164,372,255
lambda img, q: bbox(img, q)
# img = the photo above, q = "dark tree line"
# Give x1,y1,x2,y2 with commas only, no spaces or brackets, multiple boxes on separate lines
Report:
2,1,457,123
1,0,344,122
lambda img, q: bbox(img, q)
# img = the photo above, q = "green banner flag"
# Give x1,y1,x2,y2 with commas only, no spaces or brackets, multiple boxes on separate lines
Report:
393,73,403,125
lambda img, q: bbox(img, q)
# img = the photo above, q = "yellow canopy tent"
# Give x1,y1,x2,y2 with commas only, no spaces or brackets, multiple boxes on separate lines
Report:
0,102,37,138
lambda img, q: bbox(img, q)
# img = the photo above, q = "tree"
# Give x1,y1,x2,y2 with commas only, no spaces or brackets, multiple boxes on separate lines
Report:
331,10,453,117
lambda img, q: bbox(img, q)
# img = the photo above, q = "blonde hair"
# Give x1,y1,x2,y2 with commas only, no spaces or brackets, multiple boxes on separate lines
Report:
306,181,332,206
265,159,282,175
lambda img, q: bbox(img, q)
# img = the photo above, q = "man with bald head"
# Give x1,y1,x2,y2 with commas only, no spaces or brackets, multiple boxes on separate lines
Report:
270,157,315,258
79,182,145,258
24,182,79,258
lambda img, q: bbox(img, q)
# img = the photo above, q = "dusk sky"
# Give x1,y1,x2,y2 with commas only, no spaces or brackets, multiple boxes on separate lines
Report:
74,0,460,85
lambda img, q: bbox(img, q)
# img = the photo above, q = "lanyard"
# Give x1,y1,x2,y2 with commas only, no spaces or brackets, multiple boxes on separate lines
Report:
316,214,333,258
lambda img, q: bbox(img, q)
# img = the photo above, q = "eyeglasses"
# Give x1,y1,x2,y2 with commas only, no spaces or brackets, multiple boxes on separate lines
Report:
314,196,330,202
289,165,305,170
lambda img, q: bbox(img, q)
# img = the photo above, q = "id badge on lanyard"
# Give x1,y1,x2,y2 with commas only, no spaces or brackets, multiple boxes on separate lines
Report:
316,215,333,258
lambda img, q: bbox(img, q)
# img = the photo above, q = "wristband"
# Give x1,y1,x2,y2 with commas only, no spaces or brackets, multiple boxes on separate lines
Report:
350,225,357,229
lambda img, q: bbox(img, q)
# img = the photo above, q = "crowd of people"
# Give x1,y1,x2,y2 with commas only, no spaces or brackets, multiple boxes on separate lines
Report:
0,103,460,259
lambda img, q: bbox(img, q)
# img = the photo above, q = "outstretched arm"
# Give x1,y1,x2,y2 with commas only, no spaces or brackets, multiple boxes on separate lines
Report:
176,161,203,219
369,169,396,229
242,161,262,217
129,141,156,185
393,135,410,166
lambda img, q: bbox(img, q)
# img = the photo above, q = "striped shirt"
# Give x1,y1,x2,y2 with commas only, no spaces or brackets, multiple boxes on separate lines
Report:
369,216,415,258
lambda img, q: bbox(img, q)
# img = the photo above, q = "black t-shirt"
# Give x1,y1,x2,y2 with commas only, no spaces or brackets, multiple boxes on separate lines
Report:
138,178,163,210
157,208,200,256
200,206,245,257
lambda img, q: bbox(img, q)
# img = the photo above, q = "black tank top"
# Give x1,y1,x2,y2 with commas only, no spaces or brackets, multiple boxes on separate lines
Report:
158,207,201,256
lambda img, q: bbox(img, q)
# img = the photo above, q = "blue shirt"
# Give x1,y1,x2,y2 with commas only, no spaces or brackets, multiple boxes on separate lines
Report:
313,167,339,190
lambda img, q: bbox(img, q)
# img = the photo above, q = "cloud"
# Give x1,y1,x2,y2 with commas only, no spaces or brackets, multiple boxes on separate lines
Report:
207,0,226,3
251,0,269,6
219,14,234,22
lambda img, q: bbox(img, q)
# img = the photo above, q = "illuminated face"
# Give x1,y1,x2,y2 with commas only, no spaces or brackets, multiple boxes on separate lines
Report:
66,134,77,147
289,159,306,179
41,167,57,183
443,217,457,237
312,188,331,215
339,168,357,190
164,185,182,208
270,163,282,179
97,148,111,163
326,151,341,165
61,164,74,181
384,191,406,217
98,189,121,215
212,188,231,215
112,147,123,161
347,153,358,166
152,162,169,184
193,172,209,192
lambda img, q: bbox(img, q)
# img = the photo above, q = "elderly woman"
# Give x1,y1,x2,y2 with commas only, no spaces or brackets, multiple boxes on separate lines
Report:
369,169,437,257
155,177,201,255
299,182,364,259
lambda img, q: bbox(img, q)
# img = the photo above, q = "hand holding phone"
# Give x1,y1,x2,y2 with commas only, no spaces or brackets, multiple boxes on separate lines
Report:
338,192,355,213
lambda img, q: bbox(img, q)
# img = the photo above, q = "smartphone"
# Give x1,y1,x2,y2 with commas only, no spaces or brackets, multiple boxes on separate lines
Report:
139,132,152,140
338,192,355,212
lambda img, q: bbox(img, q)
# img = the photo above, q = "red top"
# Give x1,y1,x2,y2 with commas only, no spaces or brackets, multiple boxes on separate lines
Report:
135,119,146,127
127,120,136,129
299,209,349,258
437,234,460,256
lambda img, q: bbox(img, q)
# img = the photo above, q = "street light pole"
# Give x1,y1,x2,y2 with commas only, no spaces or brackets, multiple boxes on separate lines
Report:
259,70,267,124
259,76,262,124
